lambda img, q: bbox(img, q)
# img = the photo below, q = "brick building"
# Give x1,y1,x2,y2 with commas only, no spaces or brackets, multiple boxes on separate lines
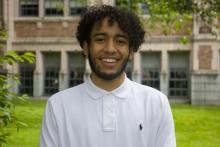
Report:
1,0,220,105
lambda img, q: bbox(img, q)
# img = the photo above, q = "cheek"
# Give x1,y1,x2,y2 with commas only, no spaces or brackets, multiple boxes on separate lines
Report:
89,49,99,64
121,48,130,58
90,44,102,55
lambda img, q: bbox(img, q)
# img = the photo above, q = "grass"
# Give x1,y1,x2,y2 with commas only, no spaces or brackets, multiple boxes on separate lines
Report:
4,100,220,147
172,104,220,147
6,99,46,147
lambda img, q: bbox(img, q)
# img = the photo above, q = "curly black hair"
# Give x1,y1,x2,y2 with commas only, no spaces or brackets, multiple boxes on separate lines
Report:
76,5,145,52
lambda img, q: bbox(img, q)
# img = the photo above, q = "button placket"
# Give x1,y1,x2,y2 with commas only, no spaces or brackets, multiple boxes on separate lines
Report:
103,94,116,131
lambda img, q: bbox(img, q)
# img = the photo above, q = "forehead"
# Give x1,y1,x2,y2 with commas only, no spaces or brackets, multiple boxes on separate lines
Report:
91,17,125,35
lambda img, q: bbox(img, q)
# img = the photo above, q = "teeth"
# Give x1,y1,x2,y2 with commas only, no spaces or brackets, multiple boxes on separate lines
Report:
102,58,116,63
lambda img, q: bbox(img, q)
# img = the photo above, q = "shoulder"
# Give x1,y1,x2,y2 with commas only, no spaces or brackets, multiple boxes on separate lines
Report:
130,81,168,107
47,83,86,106
131,81,165,97
43,83,87,122
130,81,173,125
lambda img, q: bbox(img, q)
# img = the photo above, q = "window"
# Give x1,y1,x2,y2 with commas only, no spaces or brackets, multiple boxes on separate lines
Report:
43,53,60,95
141,52,161,89
116,0,149,14
69,0,86,15
45,0,64,16
142,68,160,89
44,67,59,95
20,0,38,16
68,53,85,87
69,70,84,86
169,52,189,98
169,68,188,97
116,0,192,15
19,65,34,96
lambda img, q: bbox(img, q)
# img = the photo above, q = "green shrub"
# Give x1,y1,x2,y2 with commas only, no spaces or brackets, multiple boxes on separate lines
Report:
0,30,35,146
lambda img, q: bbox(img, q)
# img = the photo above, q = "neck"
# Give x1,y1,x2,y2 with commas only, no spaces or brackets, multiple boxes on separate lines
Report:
90,73,125,91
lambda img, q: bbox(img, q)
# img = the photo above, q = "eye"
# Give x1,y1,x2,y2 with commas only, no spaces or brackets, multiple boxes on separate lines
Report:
94,37,105,43
116,38,128,46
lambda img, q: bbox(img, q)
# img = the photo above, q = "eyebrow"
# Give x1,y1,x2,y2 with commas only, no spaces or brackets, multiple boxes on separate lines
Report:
93,33,128,40
93,33,106,37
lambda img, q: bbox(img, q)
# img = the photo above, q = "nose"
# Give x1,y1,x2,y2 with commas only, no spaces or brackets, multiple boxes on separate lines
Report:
104,39,116,53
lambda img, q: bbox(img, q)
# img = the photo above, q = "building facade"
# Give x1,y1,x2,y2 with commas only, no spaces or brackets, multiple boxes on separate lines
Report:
0,0,5,63
1,0,220,105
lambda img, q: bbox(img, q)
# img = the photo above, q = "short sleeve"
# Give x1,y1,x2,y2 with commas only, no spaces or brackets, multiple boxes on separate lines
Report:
39,100,59,147
155,94,176,147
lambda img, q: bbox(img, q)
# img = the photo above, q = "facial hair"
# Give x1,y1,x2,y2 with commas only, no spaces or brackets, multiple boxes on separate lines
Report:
88,49,130,81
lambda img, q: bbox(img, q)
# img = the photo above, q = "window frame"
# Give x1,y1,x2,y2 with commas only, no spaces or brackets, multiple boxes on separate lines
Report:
141,68,160,90
69,69,84,87
19,0,39,17
69,0,87,16
44,67,60,95
44,0,64,16
19,64,34,96
169,67,189,98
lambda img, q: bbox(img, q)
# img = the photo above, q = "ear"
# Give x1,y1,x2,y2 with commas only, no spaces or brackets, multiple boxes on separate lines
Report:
83,42,88,57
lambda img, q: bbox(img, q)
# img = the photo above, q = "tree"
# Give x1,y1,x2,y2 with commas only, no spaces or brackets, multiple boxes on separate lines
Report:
116,0,220,39
0,29,35,146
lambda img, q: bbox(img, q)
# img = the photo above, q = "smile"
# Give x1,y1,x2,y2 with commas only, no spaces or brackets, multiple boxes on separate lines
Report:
101,58,117,63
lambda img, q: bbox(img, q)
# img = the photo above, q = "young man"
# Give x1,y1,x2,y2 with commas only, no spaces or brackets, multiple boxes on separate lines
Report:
40,5,176,147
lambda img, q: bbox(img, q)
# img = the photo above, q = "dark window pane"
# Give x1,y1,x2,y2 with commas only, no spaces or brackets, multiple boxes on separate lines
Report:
19,65,34,96
169,68,188,98
44,67,59,95
45,0,64,16
69,69,84,87
20,0,38,16
141,68,160,90
69,0,86,15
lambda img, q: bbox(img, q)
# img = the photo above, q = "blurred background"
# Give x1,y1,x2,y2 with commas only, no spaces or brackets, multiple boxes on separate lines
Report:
0,0,220,147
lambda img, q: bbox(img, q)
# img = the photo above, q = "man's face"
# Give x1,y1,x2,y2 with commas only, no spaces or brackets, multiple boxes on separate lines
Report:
84,18,133,81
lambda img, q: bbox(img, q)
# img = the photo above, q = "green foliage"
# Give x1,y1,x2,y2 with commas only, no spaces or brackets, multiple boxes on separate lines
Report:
0,51,35,66
145,0,193,35
0,30,35,146
116,0,220,43
54,0,64,12
193,0,220,24
0,30,7,48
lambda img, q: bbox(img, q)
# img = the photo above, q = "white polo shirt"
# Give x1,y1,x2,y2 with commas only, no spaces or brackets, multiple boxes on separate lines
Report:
40,75,176,147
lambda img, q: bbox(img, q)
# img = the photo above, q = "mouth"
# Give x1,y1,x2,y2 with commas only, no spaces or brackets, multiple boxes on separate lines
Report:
101,58,118,63
99,57,120,68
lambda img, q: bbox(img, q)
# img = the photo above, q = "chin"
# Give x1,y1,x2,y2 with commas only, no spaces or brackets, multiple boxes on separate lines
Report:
99,72,124,81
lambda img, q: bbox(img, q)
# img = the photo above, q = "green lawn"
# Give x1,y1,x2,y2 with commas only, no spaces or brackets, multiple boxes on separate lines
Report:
172,104,220,147
5,100,220,147
6,100,46,147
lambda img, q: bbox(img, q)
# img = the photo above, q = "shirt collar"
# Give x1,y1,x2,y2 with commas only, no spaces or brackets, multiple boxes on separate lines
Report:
85,74,132,100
